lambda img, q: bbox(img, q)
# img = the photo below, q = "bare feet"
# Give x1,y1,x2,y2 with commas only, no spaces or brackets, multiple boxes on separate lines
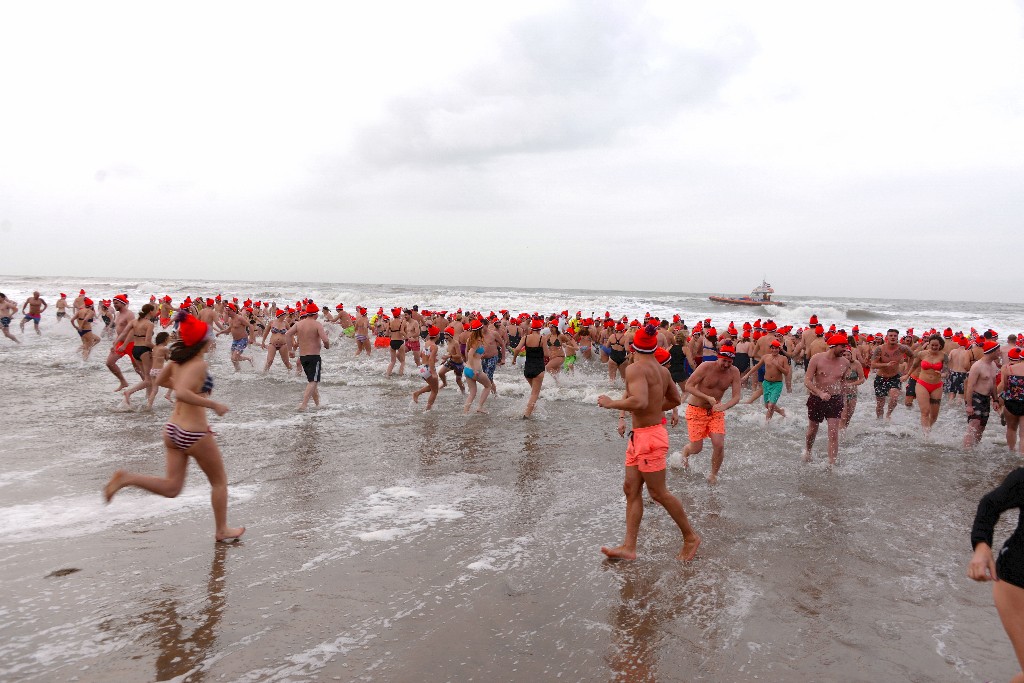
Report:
802,451,812,463
216,526,245,543
122,390,131,407
411,392,420,404
601,545,637,561
113,382,128,393
104,470,127,503
475,408,489,414
677,535,702,561
706,473,718,485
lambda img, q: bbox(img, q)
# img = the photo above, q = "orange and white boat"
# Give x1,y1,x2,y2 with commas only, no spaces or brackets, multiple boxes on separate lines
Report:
709,280,785,307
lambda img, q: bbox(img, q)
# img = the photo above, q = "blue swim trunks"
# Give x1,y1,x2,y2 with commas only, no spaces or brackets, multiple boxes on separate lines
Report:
482,355,499,381
231,337,249,354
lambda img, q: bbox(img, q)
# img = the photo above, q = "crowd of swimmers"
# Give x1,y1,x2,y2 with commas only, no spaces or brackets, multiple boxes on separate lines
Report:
4,287,1024,679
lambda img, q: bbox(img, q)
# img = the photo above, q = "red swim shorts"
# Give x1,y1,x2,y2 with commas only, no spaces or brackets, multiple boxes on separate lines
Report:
624,423,669,473
686,403,726,441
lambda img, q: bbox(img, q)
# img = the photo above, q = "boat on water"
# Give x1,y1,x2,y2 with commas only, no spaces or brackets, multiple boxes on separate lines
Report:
709,280,785,307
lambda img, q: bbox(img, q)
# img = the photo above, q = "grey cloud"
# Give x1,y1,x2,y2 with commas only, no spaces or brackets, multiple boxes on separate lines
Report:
353,2,755,167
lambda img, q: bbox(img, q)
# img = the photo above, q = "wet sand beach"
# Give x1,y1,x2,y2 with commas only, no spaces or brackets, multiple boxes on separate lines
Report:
1,282,1022,681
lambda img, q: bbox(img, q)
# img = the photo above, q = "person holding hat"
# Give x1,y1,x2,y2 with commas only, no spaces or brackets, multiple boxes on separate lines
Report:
597,323,700,562
803,333,852,465
104,312,245,543
289,303,330,411
964,339,1003,449
681,342,742,485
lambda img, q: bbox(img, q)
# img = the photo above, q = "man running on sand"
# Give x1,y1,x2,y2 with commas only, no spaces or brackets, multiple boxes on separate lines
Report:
597,324,700,562
681,343,742,484
963,339,1002,449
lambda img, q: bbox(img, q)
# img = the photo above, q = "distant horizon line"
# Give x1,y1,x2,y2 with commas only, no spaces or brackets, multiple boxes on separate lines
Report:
0,272,1014,308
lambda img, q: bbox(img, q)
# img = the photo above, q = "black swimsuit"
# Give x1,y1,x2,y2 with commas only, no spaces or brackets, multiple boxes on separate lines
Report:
972,467,1024,589
524,344,545,379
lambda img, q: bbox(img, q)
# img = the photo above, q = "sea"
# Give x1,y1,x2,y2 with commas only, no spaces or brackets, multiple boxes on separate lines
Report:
1,274,1021,682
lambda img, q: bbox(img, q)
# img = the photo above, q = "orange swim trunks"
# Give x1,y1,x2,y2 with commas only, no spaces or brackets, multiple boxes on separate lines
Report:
624,423,670,473
685,403,726,442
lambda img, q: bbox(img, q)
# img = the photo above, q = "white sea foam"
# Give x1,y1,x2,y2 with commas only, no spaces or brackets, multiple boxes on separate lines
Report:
0,484,258,543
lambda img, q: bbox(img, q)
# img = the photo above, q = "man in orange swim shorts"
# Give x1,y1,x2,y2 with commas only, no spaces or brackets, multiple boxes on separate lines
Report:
597,324,701,562
682,343,742,485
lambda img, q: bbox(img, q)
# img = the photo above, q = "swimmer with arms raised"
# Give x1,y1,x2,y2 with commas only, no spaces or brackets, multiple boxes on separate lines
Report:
597,324,700,562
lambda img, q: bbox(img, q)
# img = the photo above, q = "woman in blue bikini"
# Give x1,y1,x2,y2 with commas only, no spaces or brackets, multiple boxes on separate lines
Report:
462,320,492,414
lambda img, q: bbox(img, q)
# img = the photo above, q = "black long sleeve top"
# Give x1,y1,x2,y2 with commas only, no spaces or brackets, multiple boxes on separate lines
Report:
971,467,1024,550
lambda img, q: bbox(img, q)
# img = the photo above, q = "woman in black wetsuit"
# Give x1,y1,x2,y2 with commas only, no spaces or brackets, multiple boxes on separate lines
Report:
513,317,546,418
968,467,1024,681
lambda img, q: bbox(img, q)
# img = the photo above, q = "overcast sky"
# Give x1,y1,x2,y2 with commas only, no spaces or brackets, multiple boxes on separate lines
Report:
1,1,1022,302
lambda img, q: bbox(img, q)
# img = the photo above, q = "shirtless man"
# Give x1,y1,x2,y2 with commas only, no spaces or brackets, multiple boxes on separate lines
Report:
945,338,972,404
963,340,1002,449
0,293,20,343
218,304,252,372
481,319,501,395
289,303,330,411
743,339,792,420
744,323,780,404
681,343,742,485
803,333,852,465
801,316,820,371
871,329,914,419
597,324,700,562
20,291,47,334
105,294,138,391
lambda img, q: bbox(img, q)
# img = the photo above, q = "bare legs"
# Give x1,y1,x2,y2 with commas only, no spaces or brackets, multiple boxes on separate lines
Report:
299,381,320,411
804,417,840,464
106,348,129,391
412,376,439,410
681,433,725,484
915,383,942,435
992,580,1024,683
875,387,899,419
104,432,244,541
601,467,701,562
463,374,492,414
523,373,544,418
1005,412,1023,454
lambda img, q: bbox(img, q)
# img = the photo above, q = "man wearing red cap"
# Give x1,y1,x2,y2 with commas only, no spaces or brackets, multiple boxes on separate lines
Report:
963,340,1002,449
945,337,972,404
290,303,330,411
217,303,253,372
871,329,914,419
804,333,852,465
105,294,138,391
597,324,701,562
682,343,742,485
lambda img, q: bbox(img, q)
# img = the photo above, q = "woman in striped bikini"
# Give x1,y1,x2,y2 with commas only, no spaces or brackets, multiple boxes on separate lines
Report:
103,312,245,543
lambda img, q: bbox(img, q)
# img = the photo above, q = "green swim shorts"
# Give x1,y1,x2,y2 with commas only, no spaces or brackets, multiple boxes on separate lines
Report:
762,380,783,405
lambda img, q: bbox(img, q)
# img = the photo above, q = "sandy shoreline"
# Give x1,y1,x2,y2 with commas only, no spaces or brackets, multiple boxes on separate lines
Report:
2,331,1022,681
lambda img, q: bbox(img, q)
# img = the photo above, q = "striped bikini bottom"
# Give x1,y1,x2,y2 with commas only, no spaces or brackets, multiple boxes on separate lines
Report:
164,423,211,451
